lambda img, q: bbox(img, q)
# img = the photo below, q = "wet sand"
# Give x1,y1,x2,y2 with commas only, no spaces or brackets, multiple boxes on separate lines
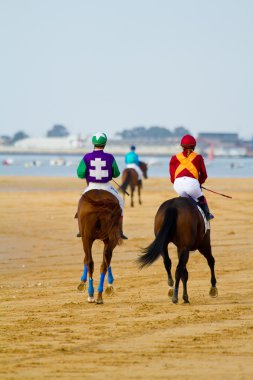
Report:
0,176,253,380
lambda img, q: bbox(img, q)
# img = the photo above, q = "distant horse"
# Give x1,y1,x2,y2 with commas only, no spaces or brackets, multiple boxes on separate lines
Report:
77,190,122,304
138,197,218,304
120,161,148,207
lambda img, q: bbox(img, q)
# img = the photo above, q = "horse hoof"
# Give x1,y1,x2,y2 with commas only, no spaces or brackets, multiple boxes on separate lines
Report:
88,296,95,303
96,298,104,304
77,281,86,292
209,286,218,298
105,285,114,296
172,297,178,304
168,287,174,298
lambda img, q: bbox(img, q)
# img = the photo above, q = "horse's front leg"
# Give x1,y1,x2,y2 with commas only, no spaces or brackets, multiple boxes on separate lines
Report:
96,241,114,304
162,249,174,298
198,234,218,298
77,262,88,291
105,265,114,295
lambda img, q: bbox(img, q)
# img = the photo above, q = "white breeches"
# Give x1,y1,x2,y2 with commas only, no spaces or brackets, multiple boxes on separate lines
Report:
83,182,124,215
173,177,203,200
126,163,143,180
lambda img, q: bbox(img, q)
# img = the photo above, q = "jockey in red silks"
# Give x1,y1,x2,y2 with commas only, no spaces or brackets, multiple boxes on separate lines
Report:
169,134,214,221
77,132,128,239
125,145,143,182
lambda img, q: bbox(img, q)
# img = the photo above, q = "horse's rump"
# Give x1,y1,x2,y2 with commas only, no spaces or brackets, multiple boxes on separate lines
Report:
156,197,206,249
78,190,122,243
121,168,138,192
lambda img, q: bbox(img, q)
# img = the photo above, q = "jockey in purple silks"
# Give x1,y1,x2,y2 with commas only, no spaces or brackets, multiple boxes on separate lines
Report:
77,132,128,239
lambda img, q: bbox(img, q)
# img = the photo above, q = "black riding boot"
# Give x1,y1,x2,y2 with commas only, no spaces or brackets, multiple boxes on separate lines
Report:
198,196,214,221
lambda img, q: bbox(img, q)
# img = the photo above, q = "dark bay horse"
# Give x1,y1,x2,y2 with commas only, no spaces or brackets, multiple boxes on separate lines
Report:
120,161,148,207
138,197,218,304
77,189,122,304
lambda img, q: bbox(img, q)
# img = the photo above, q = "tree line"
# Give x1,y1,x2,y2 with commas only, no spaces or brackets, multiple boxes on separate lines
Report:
1,125,191,145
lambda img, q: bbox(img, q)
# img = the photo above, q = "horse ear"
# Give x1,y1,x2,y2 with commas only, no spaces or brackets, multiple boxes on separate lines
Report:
74,212,78,219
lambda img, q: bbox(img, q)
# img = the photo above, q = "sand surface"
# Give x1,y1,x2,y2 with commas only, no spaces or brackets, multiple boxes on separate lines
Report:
0,176,253,380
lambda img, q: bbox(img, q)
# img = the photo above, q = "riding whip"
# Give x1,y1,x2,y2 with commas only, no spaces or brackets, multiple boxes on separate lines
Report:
112,179,130,196
201,186,232,199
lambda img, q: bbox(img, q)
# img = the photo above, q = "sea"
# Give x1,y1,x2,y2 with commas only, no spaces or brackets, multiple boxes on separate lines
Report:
0,153,253,178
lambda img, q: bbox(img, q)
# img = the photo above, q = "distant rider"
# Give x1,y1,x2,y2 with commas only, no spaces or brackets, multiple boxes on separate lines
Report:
125,145,143,182
76,132,128,239
169,134,214,221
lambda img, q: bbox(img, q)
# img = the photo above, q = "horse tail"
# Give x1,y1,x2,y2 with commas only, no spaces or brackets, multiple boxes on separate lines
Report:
138,207,177,268
121,170,131,193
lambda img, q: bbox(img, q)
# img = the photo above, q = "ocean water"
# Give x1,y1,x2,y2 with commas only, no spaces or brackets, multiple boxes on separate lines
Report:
0,153,253,178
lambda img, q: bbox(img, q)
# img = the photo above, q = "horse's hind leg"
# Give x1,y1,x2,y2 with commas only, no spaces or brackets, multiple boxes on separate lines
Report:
77,262,88,291
198,233,218,298
96,240,114,304
172,249,189,304
80,237,95,303
181,266,189,303
131,186,134,207
162,248,174,297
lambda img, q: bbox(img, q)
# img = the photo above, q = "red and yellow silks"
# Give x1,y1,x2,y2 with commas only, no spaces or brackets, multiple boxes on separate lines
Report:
174,152,199,179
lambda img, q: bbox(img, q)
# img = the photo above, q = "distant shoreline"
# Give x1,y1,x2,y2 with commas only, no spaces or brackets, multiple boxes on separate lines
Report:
0,149,168,157
0,147,252,158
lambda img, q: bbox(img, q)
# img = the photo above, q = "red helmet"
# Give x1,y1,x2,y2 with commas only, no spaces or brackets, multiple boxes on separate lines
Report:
180,134,196,147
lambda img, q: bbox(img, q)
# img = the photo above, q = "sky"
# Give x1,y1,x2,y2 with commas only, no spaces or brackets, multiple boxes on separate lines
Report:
1,0,253,140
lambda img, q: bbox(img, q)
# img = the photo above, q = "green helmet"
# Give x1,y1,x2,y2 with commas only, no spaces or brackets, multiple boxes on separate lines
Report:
92,132,107,146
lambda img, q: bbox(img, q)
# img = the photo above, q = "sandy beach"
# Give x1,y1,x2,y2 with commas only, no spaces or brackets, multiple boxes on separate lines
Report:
0,176,253,380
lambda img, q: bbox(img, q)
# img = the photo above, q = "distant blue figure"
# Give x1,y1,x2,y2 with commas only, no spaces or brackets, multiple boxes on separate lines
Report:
125,145,143,180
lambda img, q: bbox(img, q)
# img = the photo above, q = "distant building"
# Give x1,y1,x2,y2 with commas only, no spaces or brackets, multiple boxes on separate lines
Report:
197,132,248,157
198,132,239,144
14,135,86,151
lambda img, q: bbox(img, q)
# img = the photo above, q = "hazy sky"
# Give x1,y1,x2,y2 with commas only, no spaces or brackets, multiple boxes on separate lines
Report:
1,0,253,139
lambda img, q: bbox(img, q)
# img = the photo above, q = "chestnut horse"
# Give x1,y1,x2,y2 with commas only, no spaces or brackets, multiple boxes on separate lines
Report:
120,161,148,207
138,197,218,304
77,189,122,304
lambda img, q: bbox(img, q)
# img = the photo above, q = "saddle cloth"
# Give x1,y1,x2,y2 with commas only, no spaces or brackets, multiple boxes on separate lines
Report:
197,205,210,233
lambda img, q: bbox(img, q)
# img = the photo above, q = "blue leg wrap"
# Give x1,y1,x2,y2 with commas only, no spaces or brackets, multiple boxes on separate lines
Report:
88,278,94,297
97,272,106,293
174,287,179,297
107,266,114,285
81,264,88,282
